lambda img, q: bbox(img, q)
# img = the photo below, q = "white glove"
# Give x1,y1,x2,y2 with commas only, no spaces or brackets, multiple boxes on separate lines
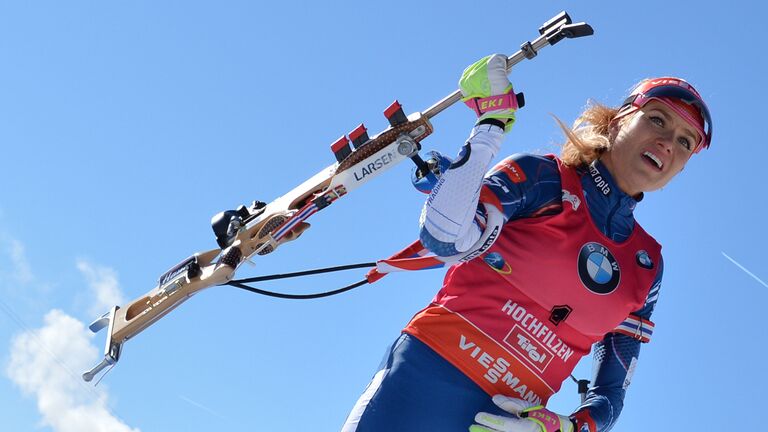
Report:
469,395,575,432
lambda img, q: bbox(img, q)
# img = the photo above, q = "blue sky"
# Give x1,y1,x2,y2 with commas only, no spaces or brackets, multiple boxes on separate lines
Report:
0,1,766,431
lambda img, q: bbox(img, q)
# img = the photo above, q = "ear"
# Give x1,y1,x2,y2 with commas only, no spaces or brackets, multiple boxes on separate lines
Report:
608,117,621,141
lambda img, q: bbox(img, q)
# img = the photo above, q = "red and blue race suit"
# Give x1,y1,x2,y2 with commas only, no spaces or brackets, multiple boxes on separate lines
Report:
342,135,662,432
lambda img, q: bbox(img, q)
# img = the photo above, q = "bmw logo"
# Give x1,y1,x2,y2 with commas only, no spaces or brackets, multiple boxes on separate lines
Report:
578,242,621,294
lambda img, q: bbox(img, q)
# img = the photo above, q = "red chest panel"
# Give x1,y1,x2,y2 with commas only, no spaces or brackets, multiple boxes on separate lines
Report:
404,157,661,404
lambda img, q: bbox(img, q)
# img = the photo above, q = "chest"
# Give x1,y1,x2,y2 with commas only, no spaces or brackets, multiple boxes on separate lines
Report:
477,202,660,338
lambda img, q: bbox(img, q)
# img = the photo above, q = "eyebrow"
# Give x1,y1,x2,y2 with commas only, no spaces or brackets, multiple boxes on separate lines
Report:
651,105,699,143
652,106,671,120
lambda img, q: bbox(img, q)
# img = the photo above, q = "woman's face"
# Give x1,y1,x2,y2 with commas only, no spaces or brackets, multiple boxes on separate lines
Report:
601,100,700,196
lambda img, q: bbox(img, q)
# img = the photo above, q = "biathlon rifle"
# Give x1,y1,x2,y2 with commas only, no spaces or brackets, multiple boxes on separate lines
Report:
83,11,593,382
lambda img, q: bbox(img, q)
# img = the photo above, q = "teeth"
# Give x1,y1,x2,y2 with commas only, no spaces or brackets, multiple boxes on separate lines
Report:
644,151,663,169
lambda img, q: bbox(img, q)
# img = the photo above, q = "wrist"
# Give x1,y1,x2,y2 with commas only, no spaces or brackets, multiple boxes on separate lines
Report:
476,118,508,130
467,124,504,156
570,409,597,432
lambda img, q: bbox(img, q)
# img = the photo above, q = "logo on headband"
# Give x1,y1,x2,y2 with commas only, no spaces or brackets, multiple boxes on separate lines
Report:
647,78,698,95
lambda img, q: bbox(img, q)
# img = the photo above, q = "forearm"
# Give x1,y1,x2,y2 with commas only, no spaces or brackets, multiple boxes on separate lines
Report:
572,334,642,432
419,123,505,255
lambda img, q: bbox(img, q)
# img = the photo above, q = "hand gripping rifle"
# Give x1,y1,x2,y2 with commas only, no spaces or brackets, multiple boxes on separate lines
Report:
83,11,593,382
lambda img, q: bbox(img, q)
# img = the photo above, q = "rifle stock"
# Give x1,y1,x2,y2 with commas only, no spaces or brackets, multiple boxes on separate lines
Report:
83,11,593,382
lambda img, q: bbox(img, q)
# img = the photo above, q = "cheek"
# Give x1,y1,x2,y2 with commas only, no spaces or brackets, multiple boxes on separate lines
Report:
613,119,647,149
610,132,641,164
673,157,690,175
672,146,693,169
660,159,688,185
614,124,631,142
611,130,632,153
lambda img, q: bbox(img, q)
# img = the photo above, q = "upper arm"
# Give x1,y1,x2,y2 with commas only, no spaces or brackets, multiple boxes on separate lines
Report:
635,256,663,319
420,153,563,256
480,153,563,221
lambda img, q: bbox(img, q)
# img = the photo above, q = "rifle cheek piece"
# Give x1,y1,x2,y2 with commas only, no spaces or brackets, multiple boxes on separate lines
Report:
211,205,252,249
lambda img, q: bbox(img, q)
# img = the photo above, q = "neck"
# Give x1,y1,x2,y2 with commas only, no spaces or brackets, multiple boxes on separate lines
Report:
599,154,642,199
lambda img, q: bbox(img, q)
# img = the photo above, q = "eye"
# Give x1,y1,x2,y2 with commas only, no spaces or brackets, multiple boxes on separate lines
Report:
677,136,692,151
649,115,664,127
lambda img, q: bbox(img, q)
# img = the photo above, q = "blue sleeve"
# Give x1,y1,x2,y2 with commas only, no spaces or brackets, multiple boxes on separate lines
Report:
419,153,563,255
482,153,563,220
572,257,663,432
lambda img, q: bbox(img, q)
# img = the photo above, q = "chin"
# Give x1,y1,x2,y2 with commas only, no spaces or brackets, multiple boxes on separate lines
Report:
630,176,664,195
643,179,670,193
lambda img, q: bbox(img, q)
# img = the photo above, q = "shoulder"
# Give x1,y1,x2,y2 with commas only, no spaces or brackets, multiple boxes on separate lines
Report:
488,153,560,181
482,153,563,219
484,153,562,194
634,255,664,319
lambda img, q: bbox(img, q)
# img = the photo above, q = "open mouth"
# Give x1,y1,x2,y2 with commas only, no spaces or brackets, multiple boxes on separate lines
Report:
642,151,663,171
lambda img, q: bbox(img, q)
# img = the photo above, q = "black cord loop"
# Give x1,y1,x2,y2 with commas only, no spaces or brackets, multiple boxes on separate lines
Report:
224,262,377,300
227,279,369,300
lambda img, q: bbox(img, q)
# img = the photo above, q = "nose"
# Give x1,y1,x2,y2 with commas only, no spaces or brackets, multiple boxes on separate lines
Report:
655,130,674,154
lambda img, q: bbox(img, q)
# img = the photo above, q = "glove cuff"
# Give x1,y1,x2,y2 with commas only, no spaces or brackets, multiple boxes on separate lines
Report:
463,89,524,116
476,118,507,130
571,409,597,432
521,406,571,432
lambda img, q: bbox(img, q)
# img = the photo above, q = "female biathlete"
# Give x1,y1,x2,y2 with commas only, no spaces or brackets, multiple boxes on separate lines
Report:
342,54,712,432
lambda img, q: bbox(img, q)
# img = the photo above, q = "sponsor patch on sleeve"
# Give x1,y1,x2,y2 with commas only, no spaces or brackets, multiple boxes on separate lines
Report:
492,159,527,184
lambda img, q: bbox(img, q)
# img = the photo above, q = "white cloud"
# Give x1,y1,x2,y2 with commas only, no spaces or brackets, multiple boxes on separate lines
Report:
9,239,33,284
3,254,141,432
6,309,140,432
0,236,34,288
76,260,126,317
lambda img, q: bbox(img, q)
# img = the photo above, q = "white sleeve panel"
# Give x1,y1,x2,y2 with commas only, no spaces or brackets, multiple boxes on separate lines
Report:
421,124,505,252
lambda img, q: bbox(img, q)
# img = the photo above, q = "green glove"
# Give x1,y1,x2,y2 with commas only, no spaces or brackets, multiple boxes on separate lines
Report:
469,395,575,432
459,54,518,131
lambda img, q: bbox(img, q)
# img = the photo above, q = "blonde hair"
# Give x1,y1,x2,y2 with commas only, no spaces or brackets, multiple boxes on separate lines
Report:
557,101,622,167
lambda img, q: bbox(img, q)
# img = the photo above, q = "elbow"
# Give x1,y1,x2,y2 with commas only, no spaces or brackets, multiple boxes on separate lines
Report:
586,389,625,417
579,392,624,432
419,226,460,257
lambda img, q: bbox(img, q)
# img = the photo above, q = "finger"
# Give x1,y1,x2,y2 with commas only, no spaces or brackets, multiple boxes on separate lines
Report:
474,412,539,432
487,53,506,72
486,54,513,96
469,425,497,432
491,395,535,415
473,412,513,432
